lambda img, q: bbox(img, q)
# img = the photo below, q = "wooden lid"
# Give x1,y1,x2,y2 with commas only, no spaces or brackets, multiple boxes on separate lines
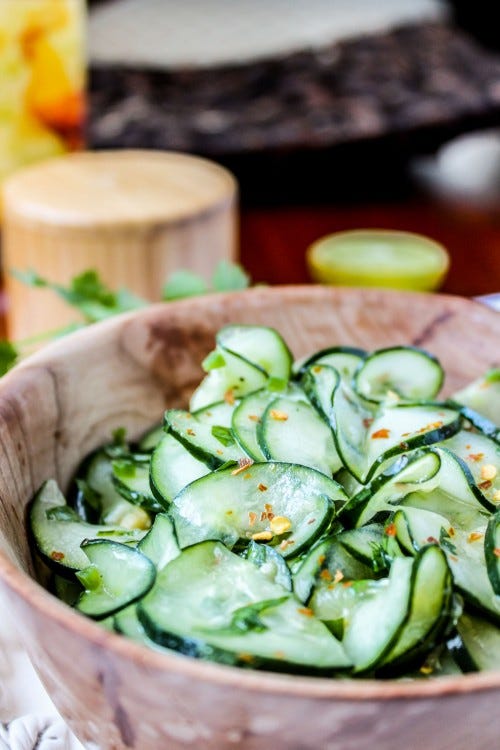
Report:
2,150,237,228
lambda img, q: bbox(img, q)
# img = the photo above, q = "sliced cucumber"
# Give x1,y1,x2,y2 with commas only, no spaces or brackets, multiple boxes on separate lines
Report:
293,346,366,381
393,505,500,622
190,348,268,412
380,545,452,669
258,397,341,476
138,541,350,670
30,480,145,572
138,424,164,452
343,557,414,672
217,325,292,384
485,511,500,595
150,434,209,507
455,612,500,671
138,513,180,571
353,346,443,404
342,450,441,528
165,409,246,469
452,369,500,428
171,462,346,558
85,450,151,529
340,523,401,572
301,363,341,424
310,578,379,638
232,386,307,461
112,455,162,513
244,540,292,591
76,540,156,620
442,429,500,505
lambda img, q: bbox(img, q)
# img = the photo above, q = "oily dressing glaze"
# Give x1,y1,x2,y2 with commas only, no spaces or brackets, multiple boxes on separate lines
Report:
0,286,499,750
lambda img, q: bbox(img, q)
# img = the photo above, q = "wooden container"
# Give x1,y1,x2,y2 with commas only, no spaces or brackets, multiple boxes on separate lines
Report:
0,287,500,750
2,150,238,339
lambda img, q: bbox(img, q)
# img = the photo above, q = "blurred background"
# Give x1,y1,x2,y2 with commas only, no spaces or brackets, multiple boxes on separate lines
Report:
1,0,500,304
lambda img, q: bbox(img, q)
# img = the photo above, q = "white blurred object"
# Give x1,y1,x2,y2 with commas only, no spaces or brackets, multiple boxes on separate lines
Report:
89,0,447,69
0,586,84,750
413,130,500,209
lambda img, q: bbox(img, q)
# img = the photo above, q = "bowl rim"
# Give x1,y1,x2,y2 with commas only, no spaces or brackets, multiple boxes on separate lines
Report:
1,285,500,701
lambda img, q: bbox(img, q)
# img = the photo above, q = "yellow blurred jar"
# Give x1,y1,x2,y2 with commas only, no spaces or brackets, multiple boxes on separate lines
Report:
0,0,85,190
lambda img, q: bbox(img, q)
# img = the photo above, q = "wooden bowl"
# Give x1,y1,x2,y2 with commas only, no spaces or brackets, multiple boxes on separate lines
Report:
0,286,499,750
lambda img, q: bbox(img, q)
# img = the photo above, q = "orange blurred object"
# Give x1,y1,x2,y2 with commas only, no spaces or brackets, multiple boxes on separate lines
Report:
0,0,86,189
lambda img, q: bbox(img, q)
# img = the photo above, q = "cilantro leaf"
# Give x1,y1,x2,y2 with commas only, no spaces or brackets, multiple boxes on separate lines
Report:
212,261,250,292
162,270,208,301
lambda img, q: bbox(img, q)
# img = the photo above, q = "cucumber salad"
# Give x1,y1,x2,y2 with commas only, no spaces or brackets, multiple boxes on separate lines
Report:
29,325,500,677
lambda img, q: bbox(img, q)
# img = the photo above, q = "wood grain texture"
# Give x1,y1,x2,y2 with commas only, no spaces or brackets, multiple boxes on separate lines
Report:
0,286,499,750
2,151,238,340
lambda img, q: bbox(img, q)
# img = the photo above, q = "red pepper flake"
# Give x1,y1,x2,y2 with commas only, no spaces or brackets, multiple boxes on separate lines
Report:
333,569,344,584
297,607,314,617
224,389,235,405
320,569,333,581
186,428,196,436
467,453,484,462
427,536,439,544
260,511,267,522
248,415,260,422
248,511,257,526
448,527,456,537
479,480,493,491
307,517,317,525
465,444,471,450
231,458,254,476
371,428,390,439
449,554,459,562
243,472,253,479
363,418,374,428
313,366,322,373
318,554,326,565
264,503,273,512
50,551,64,561
238,653,254,664
279,539,295,551
468,532,483,543
269,409,288,421
258,483,268,492
216,449,223,455
226,510,233,516
399,442,409,451
385,523,397,537
401,432,411,437
494,548,500,558
342,581,354,588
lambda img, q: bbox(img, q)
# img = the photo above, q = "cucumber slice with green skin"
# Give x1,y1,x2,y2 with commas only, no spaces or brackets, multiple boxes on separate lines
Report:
137,513,180,571
194,399,239,427
359,403,462,484
150,434,209,507
401,448,495,529
29,480,145,573
76,540,156,620
340,523,402,572
452,369,500,429
231,386,307,460
293,346,366,381
310,578,379,638
258,397,341,476
295,533,377,606
138,541,350,670
379,545,452,670
52,574,82,606
244,540,292,591
353,346,443,404
217,325,293,384
485,511,500,595
341,450,441,528
442,430,500,505
455,612,500,671
301,364,341,424
138,424,164,452
165,409,246,469
190,349,268,412
343,557,414,672
393,506,500,622
170,462,345,558
85,450,151,529
112,456,162,513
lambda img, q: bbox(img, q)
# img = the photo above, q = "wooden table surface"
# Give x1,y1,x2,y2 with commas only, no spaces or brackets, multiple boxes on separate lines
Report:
240,198,500,297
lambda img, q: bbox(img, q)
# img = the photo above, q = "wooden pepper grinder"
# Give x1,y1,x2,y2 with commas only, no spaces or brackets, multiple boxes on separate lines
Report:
2,150,238,340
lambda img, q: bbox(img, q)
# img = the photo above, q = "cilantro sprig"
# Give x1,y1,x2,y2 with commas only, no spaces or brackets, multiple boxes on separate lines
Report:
0,261,251,376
